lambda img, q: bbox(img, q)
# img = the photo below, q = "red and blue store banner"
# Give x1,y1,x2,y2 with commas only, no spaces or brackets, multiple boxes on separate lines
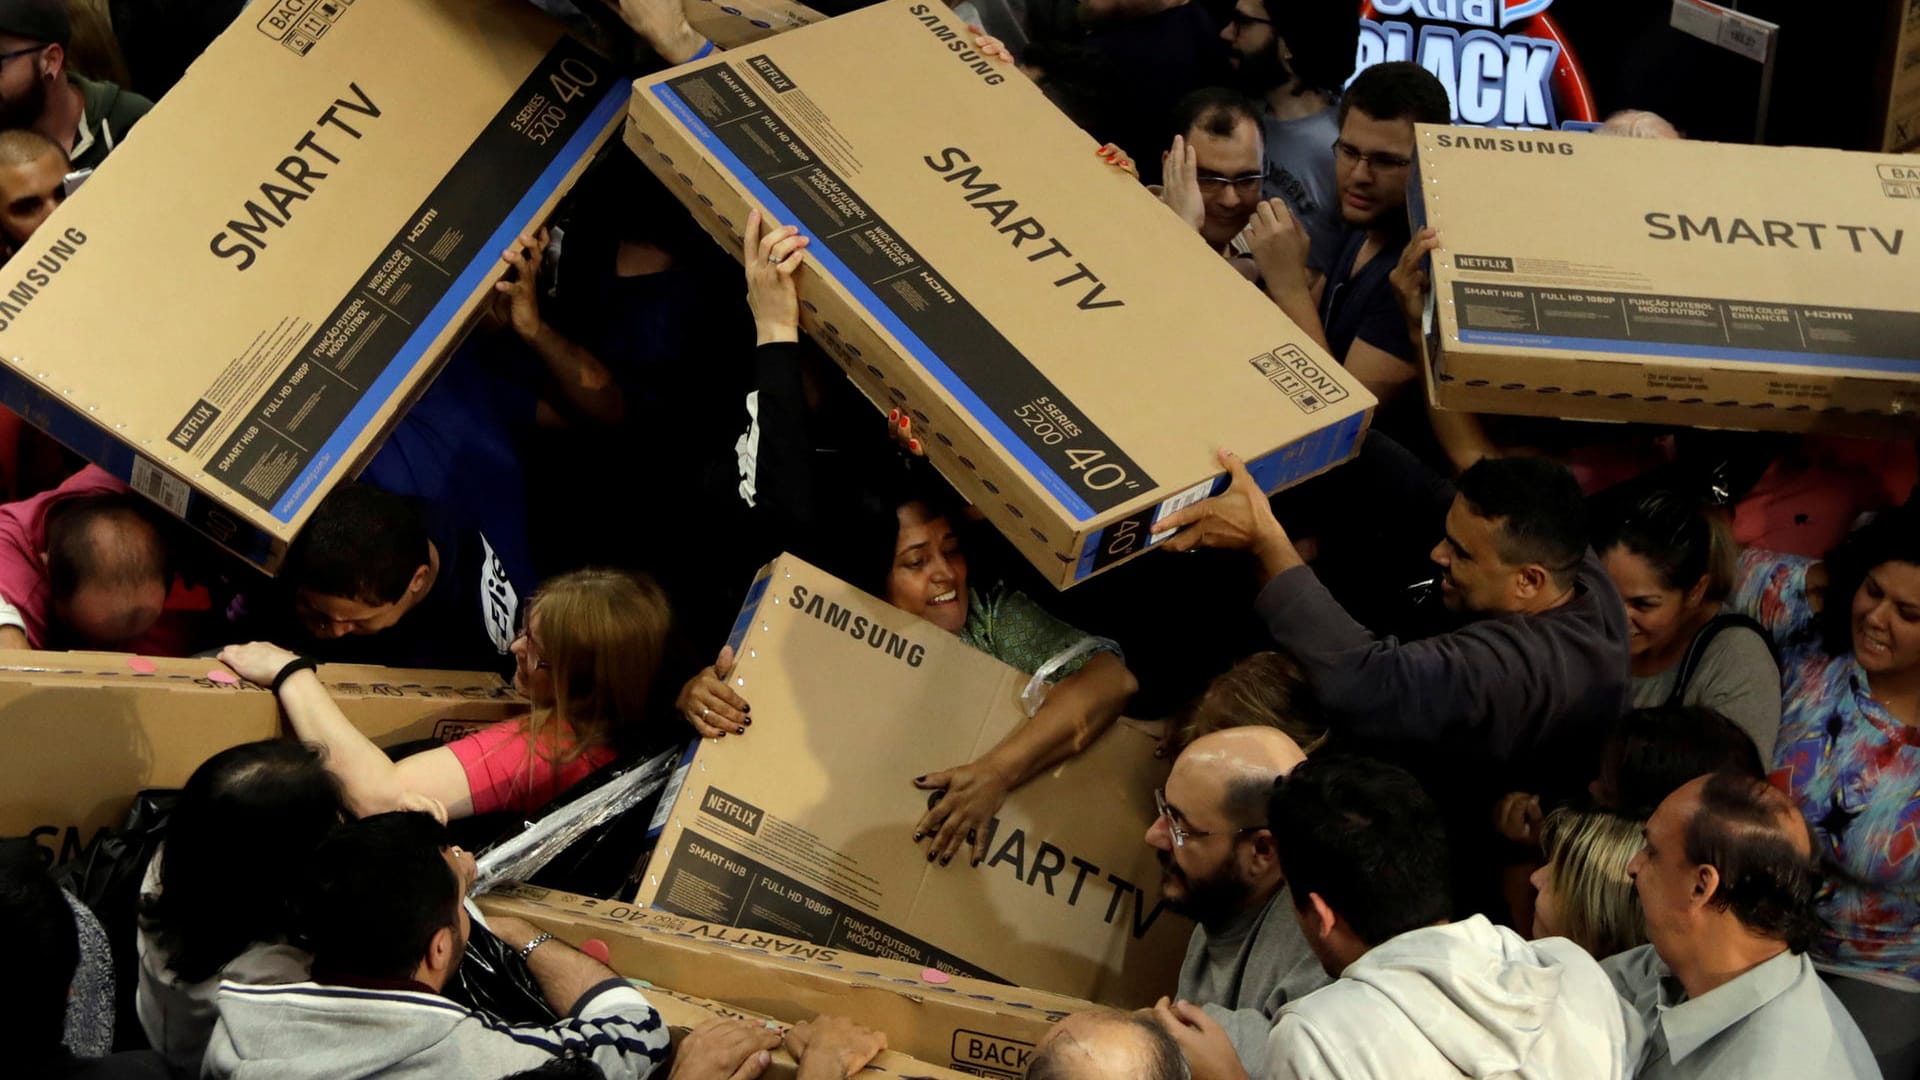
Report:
1354,0,1599,131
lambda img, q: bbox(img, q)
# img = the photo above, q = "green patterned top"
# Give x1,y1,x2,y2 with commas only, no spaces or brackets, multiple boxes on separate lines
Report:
958,584,1118,679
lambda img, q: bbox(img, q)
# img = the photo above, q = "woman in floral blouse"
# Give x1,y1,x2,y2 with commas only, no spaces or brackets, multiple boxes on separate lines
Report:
1731,502,1920,1078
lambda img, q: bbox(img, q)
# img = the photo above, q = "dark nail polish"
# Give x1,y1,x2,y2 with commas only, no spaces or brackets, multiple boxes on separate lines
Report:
736,726,746,735
940,857,951,866
926,851,936,862
913,832,923,841
914,775,927,783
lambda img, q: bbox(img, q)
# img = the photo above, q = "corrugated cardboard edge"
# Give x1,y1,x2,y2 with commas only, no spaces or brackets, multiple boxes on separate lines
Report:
1426,352,1920,436
480,886,1072,1075
483,883,1088,1018
645,984,982,1080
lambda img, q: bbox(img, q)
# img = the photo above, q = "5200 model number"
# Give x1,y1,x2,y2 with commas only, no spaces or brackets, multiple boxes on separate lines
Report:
1013,399,1137,494
513,57,601,145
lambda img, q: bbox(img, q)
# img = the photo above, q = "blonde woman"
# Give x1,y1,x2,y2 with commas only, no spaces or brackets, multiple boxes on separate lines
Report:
220,568,672,820
1527,807,1647,961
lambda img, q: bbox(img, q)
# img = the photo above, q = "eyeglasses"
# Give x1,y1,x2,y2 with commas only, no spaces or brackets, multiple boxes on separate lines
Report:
1195,170,1268,194
1227,11,1272,27
1332,139,1413,173
1154,788,1263,848
0,45,45,66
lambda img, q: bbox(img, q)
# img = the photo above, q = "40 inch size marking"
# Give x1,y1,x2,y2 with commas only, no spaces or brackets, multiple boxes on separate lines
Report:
1064,447,1136,491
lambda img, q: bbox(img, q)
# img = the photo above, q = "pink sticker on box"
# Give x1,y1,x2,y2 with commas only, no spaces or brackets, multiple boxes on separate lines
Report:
920,968,950,984
207,669,239,685
127,657,157,674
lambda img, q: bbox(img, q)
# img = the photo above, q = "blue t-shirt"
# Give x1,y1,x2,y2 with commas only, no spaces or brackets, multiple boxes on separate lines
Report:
1320,228,1417,368
360,335,537,595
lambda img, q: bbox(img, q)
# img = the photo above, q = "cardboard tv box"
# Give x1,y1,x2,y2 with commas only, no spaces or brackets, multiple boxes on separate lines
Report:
0,0,626,572
642,983,978,1080
482,883,1080,1076
1412,125,1920,435
625,0,1374,588
0,651,520,862
630,553,1186,1005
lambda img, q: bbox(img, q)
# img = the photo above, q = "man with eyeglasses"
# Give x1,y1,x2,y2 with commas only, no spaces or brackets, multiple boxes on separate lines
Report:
1160,88,1271,272
0,0,151,173
1219,0,1355,276
1142,726,1327,1075
1151,755,1631,1080
1242,61,1448,415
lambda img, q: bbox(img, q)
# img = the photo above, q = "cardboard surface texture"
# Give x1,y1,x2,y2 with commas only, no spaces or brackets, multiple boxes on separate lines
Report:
630,553,1186,1006
682,0,826,48
0,651,520,861
1413,125,1920,434
0,0,625,571
625,0,1374,588
644,983,978,1080
482,884,1078,1077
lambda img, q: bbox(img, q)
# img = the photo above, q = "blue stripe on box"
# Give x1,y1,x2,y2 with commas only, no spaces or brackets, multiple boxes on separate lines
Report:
649,81,1100,522
269,82,627,522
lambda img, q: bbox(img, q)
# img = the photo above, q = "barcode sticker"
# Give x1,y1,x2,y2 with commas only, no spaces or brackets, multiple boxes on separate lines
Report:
647,757,694,835
129,457,191,518
1149,477,1218,546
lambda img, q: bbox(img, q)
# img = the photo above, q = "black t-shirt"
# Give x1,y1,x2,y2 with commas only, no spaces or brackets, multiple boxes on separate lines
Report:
267,502,523,676
1320,228,1417,367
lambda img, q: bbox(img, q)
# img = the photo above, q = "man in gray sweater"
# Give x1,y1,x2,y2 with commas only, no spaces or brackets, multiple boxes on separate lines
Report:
1145,727,1328,1071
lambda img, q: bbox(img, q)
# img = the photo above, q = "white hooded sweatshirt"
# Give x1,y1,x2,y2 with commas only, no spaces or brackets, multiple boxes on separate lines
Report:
1262,915,1631,1080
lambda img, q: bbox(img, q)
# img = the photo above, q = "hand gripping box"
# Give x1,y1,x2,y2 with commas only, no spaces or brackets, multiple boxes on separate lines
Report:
0,651,520,863
632,554,1189,1006
480,884,1083,1077
0,0,626,571
1413,124,1920,435
625,0,1374,588
641,983,979,1080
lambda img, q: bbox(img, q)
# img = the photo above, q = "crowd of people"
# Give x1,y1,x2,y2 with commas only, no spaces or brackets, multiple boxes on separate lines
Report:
1,0,1916,1077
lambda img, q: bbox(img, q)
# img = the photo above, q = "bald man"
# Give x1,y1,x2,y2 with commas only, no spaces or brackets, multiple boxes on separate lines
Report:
0,127,68,251
1604,771,1876,1079
1143,726,1325,1071
1026,1010,1186,1080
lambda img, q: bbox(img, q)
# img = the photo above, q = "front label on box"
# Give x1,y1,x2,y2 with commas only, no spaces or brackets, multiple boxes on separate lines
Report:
653,64,1157,520
1452,281,1920,373
653,830,1005,982
200,37,622,521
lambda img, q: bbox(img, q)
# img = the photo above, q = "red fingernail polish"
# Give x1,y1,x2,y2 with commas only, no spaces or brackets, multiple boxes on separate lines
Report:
909,439,921,452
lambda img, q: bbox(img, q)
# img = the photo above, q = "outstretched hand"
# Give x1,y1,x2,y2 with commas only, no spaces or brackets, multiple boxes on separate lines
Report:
1156,450,1301,579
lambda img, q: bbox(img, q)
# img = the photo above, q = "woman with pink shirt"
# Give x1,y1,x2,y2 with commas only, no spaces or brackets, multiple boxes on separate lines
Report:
219,568,671,821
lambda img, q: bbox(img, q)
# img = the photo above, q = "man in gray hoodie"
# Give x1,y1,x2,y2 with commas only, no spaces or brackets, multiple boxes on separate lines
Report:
1155,755,1630,1080
203,812,679,1080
